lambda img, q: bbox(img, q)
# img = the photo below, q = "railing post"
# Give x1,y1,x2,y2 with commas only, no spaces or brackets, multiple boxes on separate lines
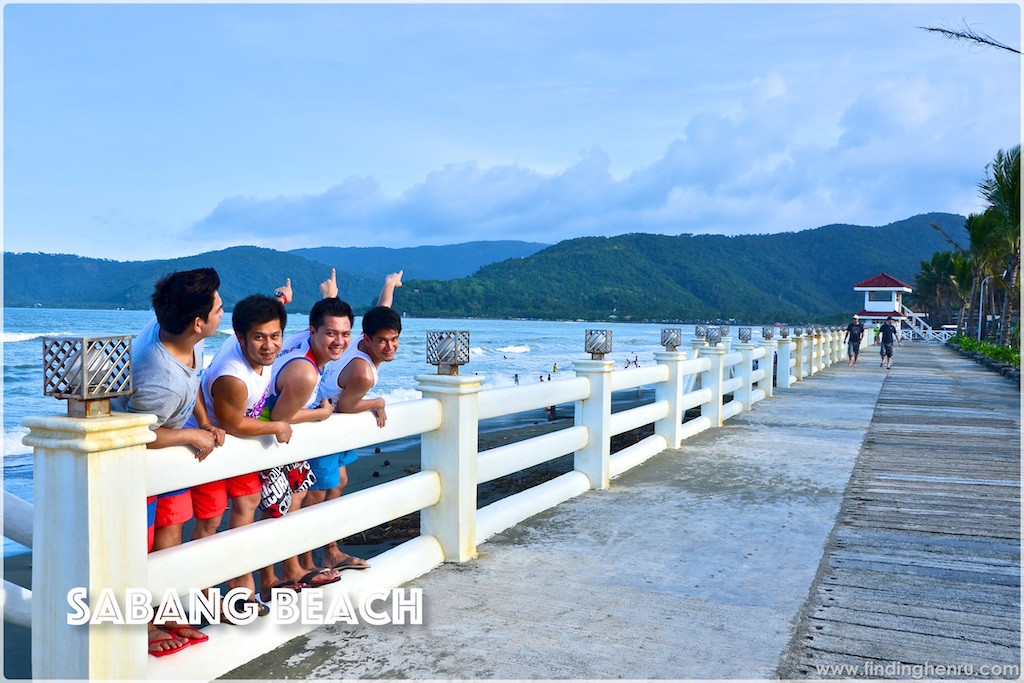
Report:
793,333,806,381
416,374,483,563
654,350,686,448
22,413,155,680
810,331,821,375
573,359,614,489
775,338,794,389
698,345,726,427
757,337,777,398
734,340,755,410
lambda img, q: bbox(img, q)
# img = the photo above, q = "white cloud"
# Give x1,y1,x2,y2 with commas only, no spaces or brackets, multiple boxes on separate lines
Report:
186,62,1016,250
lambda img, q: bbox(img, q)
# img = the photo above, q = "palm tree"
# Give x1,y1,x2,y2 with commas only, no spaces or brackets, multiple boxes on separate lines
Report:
950,252,974,333
912,251,960,327
978,145,1020,344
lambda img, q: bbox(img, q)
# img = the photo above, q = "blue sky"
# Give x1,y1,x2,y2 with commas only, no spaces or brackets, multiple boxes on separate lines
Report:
3,3,1021,260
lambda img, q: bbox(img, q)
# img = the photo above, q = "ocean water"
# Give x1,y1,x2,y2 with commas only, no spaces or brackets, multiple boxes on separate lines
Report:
3,307,712,556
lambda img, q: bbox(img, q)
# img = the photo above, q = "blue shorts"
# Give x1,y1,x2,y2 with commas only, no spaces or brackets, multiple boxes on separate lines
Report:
308,451,358,490
146,496,158,552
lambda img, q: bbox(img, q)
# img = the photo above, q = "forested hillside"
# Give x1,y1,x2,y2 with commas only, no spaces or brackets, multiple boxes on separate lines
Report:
397,213,967,321
3,247,381,312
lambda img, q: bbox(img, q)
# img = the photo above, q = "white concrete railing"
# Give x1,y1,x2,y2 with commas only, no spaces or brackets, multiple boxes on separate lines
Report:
17,330,845,681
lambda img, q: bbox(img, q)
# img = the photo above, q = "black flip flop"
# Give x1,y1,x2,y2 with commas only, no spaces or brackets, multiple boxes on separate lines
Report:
299,568,342,587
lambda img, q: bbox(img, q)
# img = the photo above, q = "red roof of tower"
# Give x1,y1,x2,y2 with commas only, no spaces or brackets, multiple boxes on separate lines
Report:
854,310,904,318
853,272,912,289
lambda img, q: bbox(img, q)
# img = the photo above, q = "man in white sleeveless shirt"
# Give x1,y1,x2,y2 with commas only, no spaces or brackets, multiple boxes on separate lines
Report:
303,271,403,570
255,295,353,595
187,294,293,610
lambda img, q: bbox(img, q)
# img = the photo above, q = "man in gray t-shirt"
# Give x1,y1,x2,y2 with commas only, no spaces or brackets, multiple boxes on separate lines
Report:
120,318,205,430
118,268,225,656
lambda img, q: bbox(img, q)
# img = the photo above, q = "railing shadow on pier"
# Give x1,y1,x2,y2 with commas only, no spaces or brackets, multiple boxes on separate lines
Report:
8,326,850,680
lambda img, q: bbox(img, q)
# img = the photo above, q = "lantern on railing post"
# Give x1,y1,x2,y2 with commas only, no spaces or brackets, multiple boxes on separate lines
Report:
762,326,774,340
43,336,133,418
706,328,722,347
419,329,480,562
779,326,790,339
718,325,730,338
660,328,683,352
585,329,613,360
738,327,752,343
694,324,707,340
426,331,471,375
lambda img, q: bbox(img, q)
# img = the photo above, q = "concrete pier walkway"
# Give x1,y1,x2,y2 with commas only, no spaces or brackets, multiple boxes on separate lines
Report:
226,345,1019,679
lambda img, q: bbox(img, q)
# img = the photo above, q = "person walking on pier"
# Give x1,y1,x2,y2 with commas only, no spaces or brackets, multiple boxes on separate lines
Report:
879,316,902,369
844,314,865,367
118,268,226,655
302,271,404,571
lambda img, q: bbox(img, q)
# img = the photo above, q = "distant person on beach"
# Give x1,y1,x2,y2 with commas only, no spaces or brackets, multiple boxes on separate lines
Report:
187,293,293,613
303,271,404,571
878,316,902,370
514,373,519,385
255,272,353,597
552,363,557,373
117,267,224,655
844,314,865,367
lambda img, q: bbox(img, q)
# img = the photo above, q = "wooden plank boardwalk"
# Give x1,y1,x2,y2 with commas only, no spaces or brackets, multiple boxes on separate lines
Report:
780,343,1021,679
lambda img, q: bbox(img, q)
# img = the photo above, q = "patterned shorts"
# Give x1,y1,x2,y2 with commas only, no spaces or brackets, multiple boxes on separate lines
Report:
258,462,316,518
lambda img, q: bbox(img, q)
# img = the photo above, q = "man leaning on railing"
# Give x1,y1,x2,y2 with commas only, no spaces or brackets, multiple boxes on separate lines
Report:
114,267,226,657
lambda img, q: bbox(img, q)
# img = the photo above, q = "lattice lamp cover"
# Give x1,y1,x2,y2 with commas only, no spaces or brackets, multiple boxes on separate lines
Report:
426,331,471,374
43,336,132,417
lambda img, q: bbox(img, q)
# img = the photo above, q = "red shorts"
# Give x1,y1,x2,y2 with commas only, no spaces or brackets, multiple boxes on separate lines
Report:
155,489,193,526
191,473,262,520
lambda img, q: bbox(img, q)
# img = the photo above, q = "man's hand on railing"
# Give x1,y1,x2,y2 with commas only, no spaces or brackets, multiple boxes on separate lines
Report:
187,428,220,462
200,423,226,447
272,421,293,444
371,402,387,428
312,398,334,421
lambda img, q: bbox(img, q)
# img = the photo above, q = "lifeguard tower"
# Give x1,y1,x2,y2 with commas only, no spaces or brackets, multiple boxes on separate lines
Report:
853,273,950,341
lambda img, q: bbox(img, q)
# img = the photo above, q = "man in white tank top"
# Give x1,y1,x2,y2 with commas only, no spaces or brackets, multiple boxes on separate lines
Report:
187,293,293,610
303,271,404,570
255,294,354,595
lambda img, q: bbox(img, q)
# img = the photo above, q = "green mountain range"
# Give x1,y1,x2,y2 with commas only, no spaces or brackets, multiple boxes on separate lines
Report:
3,241,546,312
396,213,967,322
4,213,965,321
2,247,381,312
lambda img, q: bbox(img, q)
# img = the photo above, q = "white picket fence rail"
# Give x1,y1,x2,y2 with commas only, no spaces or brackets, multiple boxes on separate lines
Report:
10,327,848,680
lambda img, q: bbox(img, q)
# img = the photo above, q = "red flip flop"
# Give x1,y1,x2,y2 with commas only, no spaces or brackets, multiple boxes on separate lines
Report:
149,634,191,658
168,625,209,644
